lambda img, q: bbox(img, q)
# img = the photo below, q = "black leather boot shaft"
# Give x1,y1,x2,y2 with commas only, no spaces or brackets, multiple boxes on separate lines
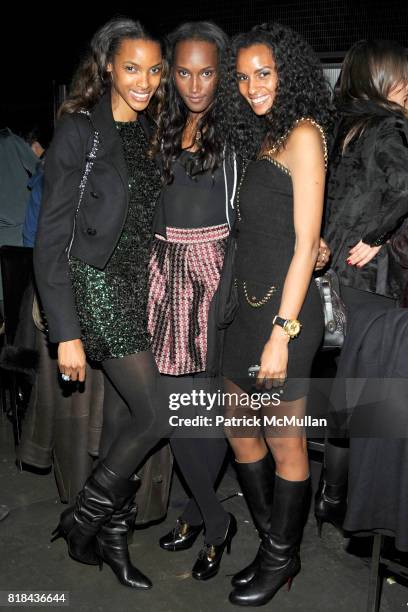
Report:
261,475,310,571
314,468,347,535
97,498,152,589
229,475,311,607
53,462,140,566
231,452,275,588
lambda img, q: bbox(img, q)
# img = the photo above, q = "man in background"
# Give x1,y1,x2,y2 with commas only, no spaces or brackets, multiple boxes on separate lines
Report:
0,128,38,315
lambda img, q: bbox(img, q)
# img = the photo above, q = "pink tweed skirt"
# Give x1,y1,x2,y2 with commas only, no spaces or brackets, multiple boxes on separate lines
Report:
147,224,229,375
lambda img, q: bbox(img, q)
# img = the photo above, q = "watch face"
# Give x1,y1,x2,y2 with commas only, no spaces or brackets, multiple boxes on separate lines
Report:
285,320,301,337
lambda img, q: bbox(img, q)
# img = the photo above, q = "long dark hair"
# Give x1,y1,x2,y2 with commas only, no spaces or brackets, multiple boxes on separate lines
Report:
229,22,335,159
59,16,166,118
335,40,408,151
153,21,237,183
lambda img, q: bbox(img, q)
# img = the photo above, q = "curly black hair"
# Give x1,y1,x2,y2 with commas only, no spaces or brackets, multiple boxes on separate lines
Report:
229,22,336,159
152,21,242,183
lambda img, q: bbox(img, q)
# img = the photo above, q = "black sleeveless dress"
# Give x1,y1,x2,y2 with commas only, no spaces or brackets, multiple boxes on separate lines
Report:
222,157,324,401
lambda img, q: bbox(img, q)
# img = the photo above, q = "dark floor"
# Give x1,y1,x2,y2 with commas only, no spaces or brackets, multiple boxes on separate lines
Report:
0,412,407,612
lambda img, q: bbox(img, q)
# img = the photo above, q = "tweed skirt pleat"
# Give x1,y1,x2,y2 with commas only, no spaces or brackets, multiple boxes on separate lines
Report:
147,224,229,375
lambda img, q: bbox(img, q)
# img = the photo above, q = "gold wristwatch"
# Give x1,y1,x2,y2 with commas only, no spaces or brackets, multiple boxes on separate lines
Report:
272,316,302,339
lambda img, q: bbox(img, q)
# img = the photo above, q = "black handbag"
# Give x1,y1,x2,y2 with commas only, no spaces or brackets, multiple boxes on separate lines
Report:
313,124,347,350
314,267,347,350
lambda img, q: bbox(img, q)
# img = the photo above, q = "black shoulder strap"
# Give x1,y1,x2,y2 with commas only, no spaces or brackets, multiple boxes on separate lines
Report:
75,110,98,160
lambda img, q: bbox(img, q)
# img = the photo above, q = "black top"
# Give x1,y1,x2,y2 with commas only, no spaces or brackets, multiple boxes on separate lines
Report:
154,151,229,234
324,113,408,300
235,159,295,286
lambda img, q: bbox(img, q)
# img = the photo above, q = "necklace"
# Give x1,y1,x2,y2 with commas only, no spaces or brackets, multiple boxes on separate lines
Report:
185,116,202,146
182,128,202,151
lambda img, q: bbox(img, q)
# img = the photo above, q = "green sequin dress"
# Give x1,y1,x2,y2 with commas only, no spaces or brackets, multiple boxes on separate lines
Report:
68,120,161,362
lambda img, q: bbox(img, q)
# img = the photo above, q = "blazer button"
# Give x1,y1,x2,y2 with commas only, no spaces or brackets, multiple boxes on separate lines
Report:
86,228,97,236
90,191,99,198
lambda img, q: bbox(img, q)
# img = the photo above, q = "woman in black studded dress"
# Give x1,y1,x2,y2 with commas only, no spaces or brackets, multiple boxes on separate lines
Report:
34,17,172,591
221,24,333,606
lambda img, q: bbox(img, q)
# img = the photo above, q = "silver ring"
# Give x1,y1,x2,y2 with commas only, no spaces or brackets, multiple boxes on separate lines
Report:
61,374,70,382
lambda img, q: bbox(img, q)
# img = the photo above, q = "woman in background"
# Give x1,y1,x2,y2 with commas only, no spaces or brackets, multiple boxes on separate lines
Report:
315,39,408,535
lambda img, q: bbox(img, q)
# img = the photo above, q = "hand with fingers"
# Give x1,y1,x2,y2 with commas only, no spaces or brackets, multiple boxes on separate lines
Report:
58,338,87,383
347,239,382,268
256,327,289,391
315,237,331,271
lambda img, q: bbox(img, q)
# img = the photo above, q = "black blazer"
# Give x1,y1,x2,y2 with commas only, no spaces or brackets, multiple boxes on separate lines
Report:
34,92,155,343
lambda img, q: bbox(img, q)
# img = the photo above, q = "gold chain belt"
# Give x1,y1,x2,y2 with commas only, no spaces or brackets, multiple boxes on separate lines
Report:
235,278,278,308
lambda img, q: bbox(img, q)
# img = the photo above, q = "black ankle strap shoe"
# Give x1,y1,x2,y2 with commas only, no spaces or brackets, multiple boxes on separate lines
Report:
192,513,237,581
159,518,203,551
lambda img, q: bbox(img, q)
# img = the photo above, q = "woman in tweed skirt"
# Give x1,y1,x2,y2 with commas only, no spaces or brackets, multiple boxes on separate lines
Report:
147,22,243,580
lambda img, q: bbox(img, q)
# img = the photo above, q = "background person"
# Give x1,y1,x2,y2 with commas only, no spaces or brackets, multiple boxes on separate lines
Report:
316,39,408,536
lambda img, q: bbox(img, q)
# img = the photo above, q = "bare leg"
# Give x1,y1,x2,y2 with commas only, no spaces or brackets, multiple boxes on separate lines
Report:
223,378,268,463
264,396,309,481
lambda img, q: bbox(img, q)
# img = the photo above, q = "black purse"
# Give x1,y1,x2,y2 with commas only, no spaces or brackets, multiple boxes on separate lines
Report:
314,267,347,350
314,123,348,351
314,225,349,350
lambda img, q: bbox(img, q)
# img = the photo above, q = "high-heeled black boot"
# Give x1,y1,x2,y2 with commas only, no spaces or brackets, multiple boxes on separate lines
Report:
51,463,143,568
192,513,237,580
96,495,152,589
160,518,203,551
51,504,99,565
314,468,347,537
229,475,311,607
231,453,275,588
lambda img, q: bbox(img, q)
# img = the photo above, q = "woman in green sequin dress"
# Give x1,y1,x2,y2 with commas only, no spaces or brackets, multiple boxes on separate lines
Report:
34,18,174,591
69,118,158,362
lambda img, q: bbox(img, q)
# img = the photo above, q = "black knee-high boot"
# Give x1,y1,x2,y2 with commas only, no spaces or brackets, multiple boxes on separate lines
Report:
314,440,348,536
229,474,311,607
96,495,152,589
51,462,151,588
231,452,275,588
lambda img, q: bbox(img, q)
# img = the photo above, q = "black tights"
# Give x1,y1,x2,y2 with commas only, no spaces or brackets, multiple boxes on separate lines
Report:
98,375,130,461
171,435,228,543
100,351,173,478
99,366,229,543
165,373,229,544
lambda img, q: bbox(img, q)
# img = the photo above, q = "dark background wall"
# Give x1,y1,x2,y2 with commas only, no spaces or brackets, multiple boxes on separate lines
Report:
157,0,407,56
2,0,407,143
